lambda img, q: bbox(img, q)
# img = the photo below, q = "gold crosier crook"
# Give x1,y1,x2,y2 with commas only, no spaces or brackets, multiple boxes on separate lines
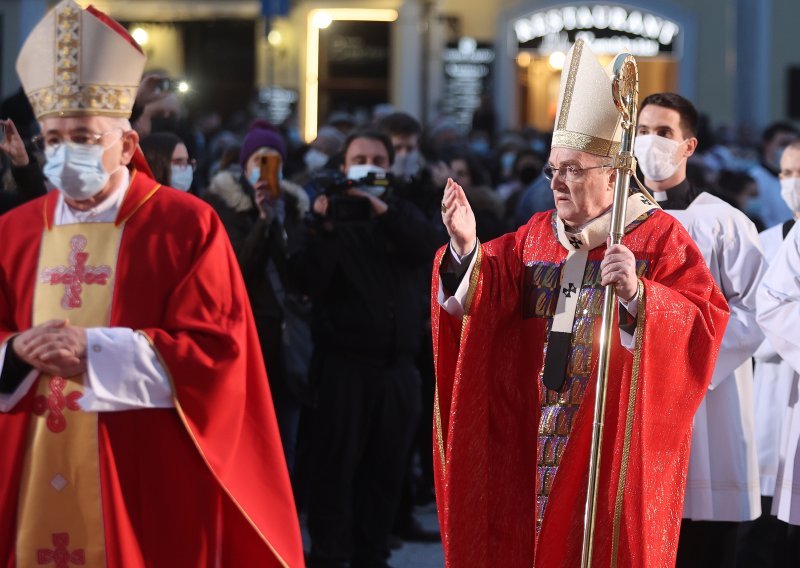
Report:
580,52,640,568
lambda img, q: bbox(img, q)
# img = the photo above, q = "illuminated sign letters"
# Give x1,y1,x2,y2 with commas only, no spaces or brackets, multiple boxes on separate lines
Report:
513,5,680,57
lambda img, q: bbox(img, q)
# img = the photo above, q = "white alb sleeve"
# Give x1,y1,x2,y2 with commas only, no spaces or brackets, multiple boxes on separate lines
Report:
438,241,479,318
80,327,174,411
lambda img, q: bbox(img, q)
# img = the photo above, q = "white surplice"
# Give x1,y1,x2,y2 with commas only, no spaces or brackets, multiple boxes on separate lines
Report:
753,224,798,497
666,192,767,522
757,222,800,525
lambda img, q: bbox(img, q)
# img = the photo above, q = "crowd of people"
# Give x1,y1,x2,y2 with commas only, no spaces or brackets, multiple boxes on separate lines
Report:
2,2,800,567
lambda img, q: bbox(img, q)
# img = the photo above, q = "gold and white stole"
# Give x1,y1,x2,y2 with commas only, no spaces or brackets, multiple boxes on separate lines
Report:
17,222,123,567
541,193,657,391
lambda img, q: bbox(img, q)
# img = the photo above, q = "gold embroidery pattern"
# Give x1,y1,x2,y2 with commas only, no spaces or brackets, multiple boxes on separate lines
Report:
536,276,600,534
522,261,562,320
611,281,646,566
29,85,138,119
557,40,583,131
54,4,80,114
535,259,649,535
28,4,137,119
434,382,445,472
551,131,621,158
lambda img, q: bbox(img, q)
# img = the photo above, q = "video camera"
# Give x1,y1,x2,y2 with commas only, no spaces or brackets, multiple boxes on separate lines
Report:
313,169,394,224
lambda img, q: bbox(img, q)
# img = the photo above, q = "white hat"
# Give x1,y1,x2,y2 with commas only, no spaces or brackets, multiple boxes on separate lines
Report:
552,40,622,158
16,0,146,120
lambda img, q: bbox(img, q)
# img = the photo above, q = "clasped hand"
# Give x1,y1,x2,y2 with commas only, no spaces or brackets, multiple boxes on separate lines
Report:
12,319,88,378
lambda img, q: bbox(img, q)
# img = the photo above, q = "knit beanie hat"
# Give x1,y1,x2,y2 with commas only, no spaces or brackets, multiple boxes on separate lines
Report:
239,119,287,168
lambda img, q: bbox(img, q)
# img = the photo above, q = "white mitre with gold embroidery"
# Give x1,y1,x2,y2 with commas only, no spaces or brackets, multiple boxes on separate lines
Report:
552,40,622,158
16,0,145,120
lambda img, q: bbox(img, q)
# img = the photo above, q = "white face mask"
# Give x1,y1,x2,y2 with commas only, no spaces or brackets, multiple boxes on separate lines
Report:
170,164,194,192
44,140,119,201
391,151,421,180
248,165,283,187
780,177,800,214
304,148,329,172
634,134,687,182
347,164,388,197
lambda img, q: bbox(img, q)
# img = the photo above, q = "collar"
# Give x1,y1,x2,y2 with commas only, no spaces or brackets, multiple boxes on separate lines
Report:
651,178,694,210
555,192,657,252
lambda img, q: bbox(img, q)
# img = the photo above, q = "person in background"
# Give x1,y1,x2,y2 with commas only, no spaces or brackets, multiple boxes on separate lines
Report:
139,132,195,192
716,169,763,230
292,126,346,189
297,130,440,567
379,112,424,183
748,122,799,229
378,112,446,544
1,118,47,214
634,92,767,568
496,148,544,220
326,111,358,136
447,152,506,241
205,119,311,475
744,140,800,567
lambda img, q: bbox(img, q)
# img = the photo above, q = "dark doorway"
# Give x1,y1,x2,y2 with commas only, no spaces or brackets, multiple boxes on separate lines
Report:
182,19,257,123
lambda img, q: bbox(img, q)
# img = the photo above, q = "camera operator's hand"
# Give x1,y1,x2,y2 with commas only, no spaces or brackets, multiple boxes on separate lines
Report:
0,119,29,167
313,194,329,217
442,178,476,256
136,73,171,108
347,188,388,216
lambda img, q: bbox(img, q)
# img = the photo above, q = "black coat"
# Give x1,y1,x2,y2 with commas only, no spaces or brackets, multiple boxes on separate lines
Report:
294,194,441,364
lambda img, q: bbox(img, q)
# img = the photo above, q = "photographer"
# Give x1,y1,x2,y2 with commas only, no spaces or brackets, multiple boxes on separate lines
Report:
1,118,47,214
204,120,311,473
298,130,441,567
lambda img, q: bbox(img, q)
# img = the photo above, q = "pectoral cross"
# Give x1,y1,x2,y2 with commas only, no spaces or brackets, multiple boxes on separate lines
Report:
562,283,577,298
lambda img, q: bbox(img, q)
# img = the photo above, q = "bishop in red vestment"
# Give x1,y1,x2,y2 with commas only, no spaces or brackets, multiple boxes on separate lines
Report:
432,41,729,567
0,1,303,566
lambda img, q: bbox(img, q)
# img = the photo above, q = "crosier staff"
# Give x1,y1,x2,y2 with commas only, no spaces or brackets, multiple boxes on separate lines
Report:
580,52,642,568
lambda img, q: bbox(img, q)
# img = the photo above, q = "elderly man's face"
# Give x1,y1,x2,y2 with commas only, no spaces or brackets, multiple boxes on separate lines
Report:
548,147,614,227
40,116,137,175
40,115,139,207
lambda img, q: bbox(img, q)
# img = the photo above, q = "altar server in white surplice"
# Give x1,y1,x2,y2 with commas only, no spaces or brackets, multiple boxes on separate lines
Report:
757,142,800,543
634,93,767,568
739,140,800,566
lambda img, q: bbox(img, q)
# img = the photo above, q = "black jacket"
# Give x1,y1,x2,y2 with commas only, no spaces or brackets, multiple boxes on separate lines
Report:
295,194,441,363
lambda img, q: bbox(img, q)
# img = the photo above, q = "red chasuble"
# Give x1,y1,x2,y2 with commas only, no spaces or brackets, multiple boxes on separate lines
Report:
432,209,729,567
0,171,304,567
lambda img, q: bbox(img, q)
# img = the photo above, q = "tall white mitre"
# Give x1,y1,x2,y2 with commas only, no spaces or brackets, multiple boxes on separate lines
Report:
551,39,623,159
15,0,146,120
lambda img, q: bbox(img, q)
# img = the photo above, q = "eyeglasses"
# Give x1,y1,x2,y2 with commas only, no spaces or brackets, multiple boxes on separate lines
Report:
32,128,122,152
543,163,612,182
171,158,197,170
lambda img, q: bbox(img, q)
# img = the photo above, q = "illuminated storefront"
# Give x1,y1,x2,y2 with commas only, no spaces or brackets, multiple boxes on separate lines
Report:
499,3,690,131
